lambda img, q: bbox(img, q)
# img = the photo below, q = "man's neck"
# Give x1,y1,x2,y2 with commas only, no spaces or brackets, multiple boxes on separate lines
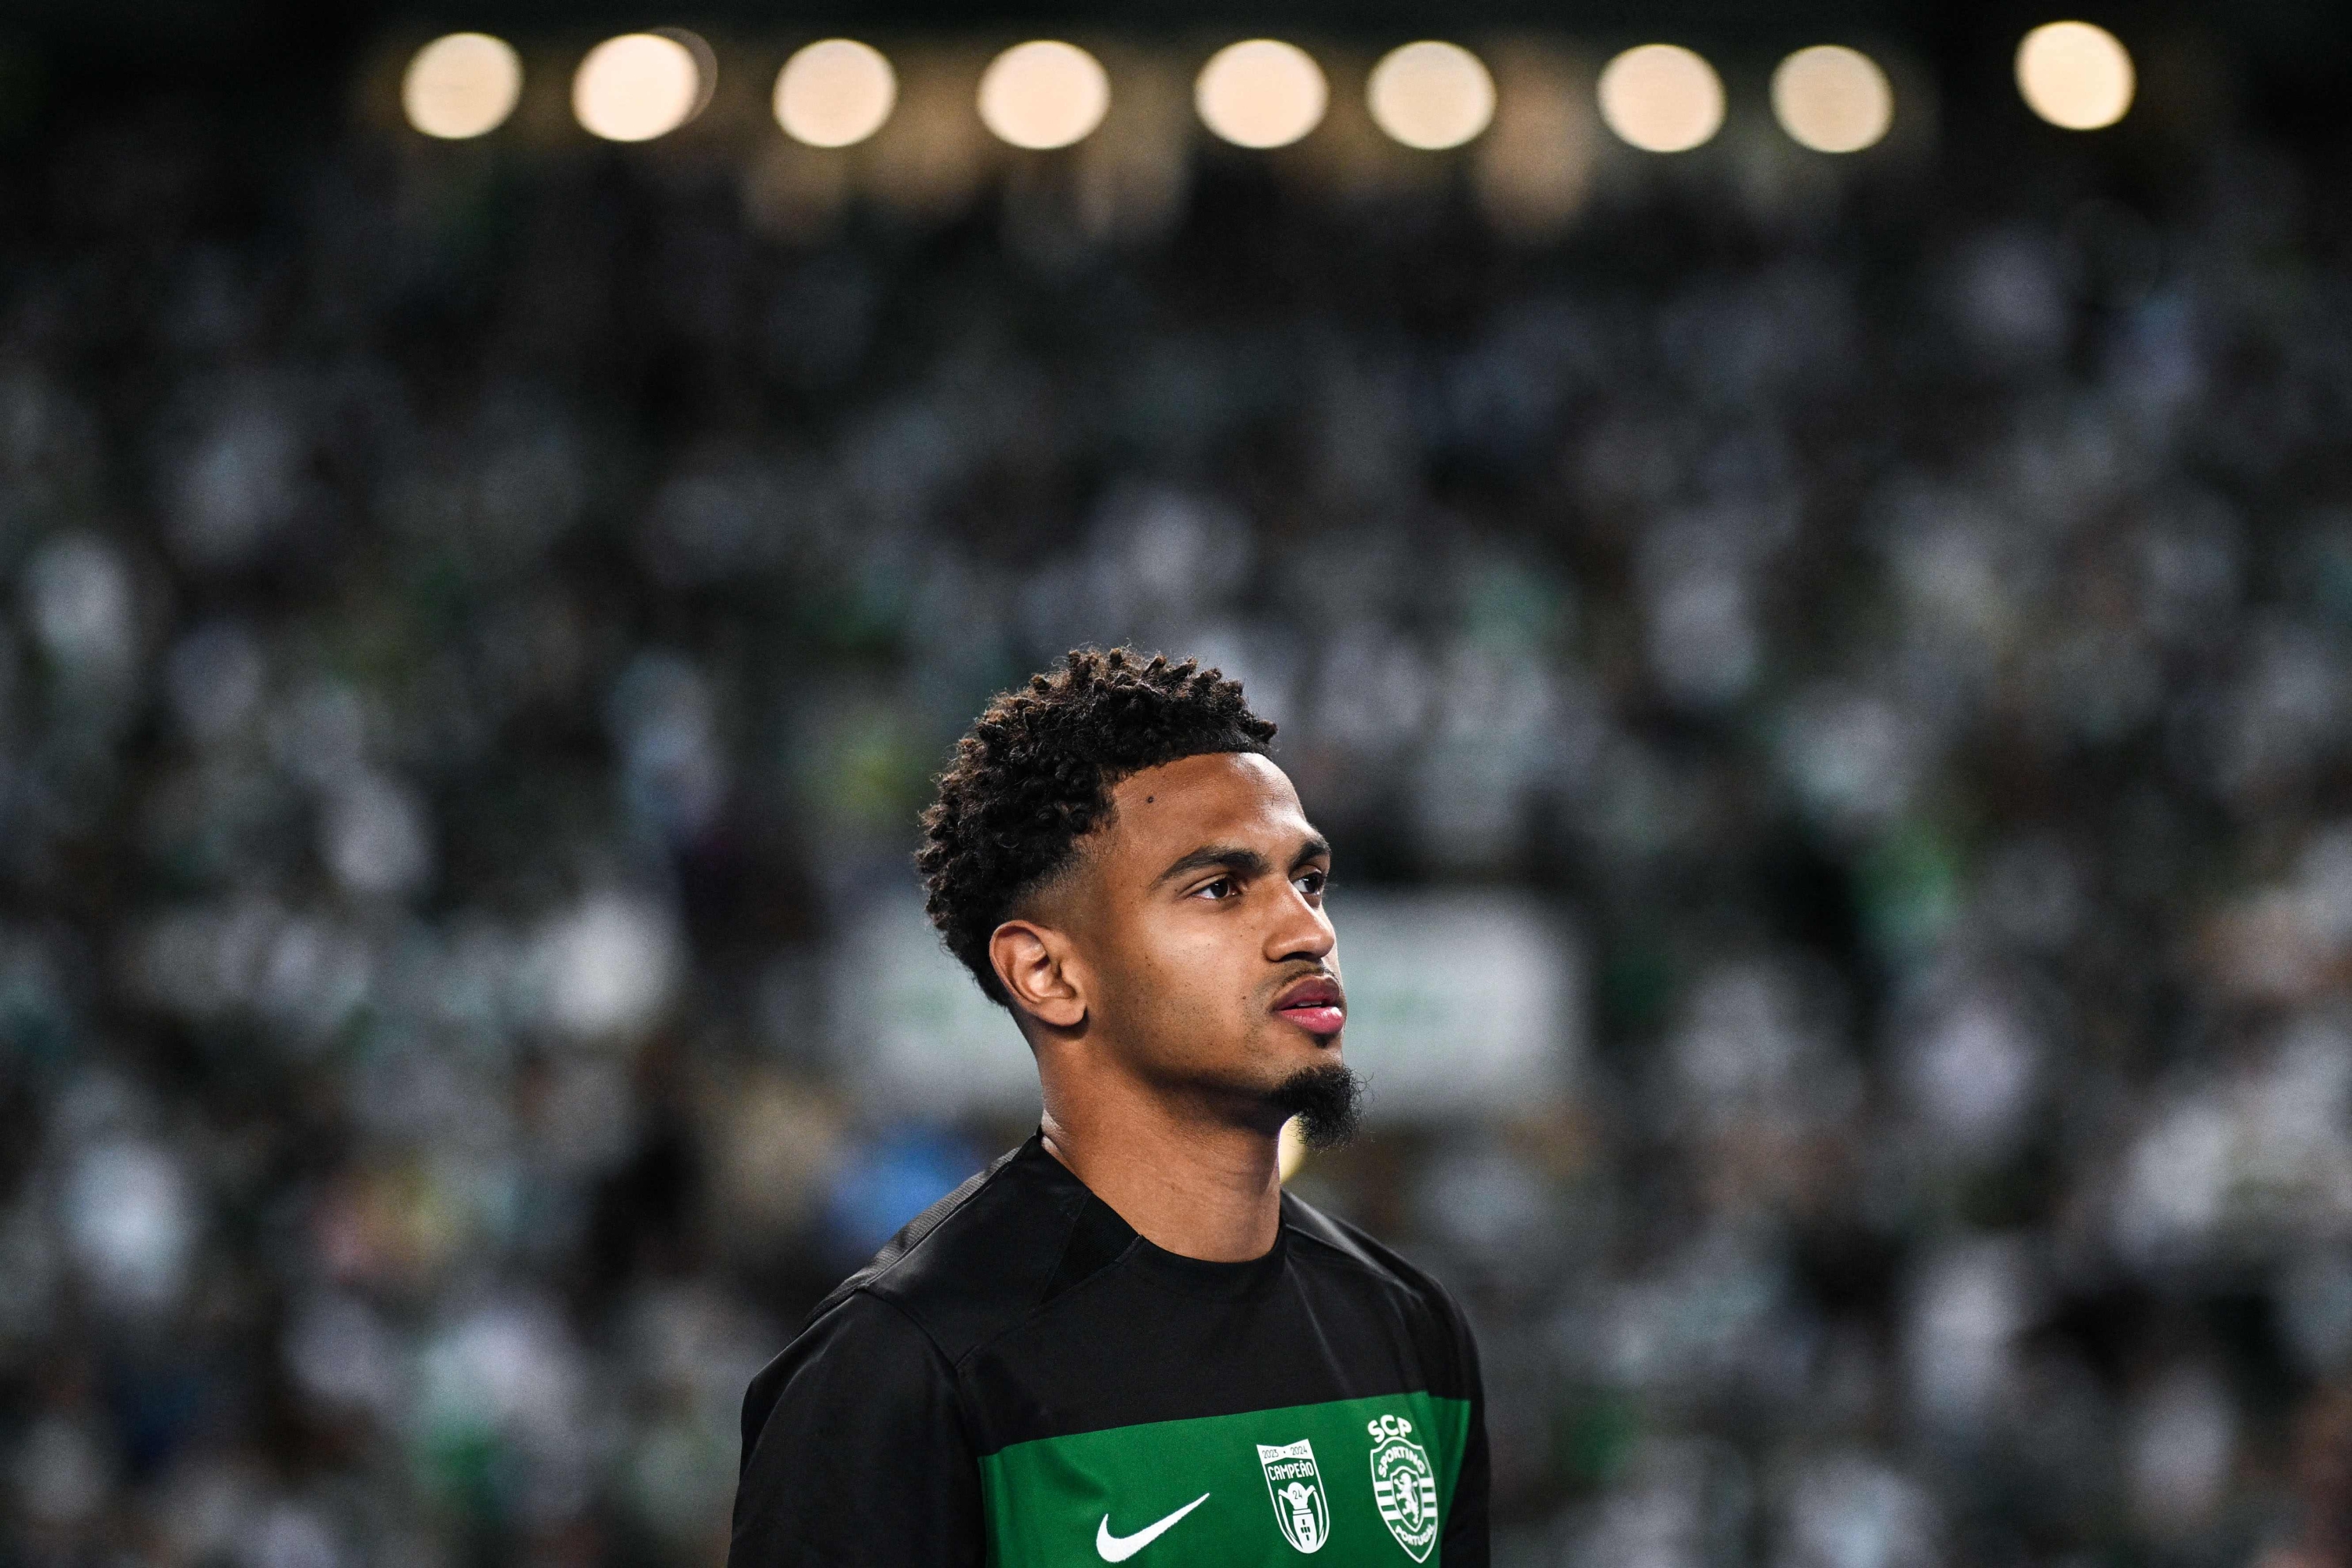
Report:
1037,1082,1283,1263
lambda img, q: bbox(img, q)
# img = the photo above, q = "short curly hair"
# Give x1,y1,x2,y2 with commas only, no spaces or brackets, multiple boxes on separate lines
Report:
918,647,1277,1005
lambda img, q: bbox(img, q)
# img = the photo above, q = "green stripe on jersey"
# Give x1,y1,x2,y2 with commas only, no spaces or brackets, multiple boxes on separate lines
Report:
980,1392,1470,1566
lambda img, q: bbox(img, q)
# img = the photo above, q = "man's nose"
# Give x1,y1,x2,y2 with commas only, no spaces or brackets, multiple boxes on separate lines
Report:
1267,883,1335,964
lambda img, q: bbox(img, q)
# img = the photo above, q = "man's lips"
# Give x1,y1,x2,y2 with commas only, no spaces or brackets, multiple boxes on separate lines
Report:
1274,978,1345,1037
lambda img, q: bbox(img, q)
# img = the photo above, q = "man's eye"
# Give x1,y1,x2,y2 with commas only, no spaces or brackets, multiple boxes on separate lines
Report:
1295,869,1327,897
1196,877,1235,901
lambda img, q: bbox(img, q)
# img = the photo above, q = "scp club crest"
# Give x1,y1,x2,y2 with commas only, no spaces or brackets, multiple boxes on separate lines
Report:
1366,1414,1439,1562
1255,1438,1330,1553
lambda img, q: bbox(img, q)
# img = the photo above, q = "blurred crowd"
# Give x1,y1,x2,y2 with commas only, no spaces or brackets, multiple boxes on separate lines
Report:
5,62,2352,1568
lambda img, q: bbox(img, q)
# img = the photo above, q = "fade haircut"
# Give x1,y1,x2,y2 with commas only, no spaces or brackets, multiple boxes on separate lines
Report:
918,647,1277,1006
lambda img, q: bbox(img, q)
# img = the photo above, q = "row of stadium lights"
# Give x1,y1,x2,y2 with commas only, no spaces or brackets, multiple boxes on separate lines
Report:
403,22,2137,158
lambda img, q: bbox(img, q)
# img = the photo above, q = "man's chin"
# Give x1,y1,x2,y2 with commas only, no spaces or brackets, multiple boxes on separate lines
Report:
1267,1061,1363,1152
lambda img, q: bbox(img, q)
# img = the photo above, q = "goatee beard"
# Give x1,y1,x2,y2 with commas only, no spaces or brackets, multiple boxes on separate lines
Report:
1269,1062,1363,1152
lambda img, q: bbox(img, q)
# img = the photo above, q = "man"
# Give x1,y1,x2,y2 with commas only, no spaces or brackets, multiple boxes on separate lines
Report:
731,648,1490,1566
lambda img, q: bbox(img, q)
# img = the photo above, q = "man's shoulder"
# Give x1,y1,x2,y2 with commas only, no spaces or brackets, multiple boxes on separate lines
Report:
1283,1193,1481,1399
1282,1192,1473,1339
805,1137,1094,1364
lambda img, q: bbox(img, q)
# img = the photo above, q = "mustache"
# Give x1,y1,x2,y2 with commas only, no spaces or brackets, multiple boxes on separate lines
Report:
1267,961,1341,993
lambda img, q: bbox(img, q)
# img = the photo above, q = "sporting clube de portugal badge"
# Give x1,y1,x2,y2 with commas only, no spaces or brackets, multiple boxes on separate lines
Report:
1256,1438,1330,1552
1367,1414,1441,1562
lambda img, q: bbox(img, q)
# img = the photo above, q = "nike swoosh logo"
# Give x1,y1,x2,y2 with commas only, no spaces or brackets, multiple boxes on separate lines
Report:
1096,1493,1210,1562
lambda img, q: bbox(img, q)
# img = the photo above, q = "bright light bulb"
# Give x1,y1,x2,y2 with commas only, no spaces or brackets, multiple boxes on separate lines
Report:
1597,44,1725,154
977,41,1111,150
402,33,523,140
573,33,702,143
775,39,897,147
1367,41,1496,150
2016,21,2134,130
1195,39,1327,149
1771,45,1894,153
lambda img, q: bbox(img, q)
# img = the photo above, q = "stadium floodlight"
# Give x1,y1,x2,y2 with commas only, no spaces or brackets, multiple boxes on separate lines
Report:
401,33,523,140
1771,45,1894,153
1597,44,1724,154
1367,42,1496,151
977,41,1111,150
1195,39,1327,150
775,39,898,148
2016,21,2134,130
573,32,702,142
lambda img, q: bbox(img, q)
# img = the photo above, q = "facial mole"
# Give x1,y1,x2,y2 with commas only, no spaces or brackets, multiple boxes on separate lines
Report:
1145,796,1154,804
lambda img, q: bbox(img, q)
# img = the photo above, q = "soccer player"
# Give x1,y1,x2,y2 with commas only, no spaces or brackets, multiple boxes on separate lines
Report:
731,648,1489,1566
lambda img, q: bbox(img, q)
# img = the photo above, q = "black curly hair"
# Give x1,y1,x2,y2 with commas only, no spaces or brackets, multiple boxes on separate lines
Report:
918,647,1277,1006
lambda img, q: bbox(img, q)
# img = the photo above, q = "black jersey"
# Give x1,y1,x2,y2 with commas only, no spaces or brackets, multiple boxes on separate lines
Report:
731,1134,1490,1567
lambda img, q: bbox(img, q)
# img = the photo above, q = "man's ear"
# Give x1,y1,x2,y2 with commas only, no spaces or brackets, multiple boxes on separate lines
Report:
989,919,1087,1031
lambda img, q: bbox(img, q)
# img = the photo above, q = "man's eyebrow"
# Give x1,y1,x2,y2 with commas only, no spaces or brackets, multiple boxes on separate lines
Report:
1154,844,1272,886
1154,836,1331,887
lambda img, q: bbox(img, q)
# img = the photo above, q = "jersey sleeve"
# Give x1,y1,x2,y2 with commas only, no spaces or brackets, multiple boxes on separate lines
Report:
730,1290,983,1568
1440,1287,1492,1568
